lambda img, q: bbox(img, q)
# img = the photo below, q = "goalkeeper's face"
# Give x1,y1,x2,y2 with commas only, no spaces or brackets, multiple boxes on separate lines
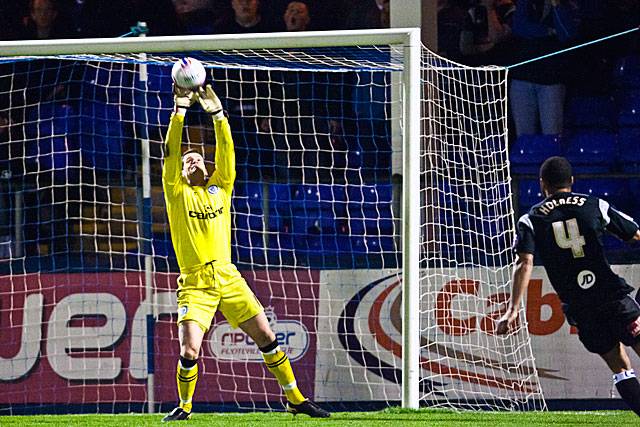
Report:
182,152,208,186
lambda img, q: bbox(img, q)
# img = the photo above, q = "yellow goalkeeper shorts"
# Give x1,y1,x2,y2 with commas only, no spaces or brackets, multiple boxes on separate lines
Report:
176,262,263,332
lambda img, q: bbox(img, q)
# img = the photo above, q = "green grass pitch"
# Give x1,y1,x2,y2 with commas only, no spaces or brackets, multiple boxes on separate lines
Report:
0,408,636,426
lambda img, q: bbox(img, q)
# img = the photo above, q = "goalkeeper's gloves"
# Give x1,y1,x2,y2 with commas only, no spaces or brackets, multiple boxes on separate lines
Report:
197,84,224,119
173,84,197,111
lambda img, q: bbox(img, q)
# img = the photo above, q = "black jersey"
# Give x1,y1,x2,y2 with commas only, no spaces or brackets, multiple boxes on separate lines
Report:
515,191,639,309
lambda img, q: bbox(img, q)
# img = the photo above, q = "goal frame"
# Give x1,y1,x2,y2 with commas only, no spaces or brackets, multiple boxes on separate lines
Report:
0,28,422,410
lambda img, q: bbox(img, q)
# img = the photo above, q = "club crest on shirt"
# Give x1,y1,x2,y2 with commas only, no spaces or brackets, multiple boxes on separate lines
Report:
207,185,219,195
178,306,188,317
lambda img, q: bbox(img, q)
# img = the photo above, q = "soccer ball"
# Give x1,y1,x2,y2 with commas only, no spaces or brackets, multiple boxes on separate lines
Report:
171,57,206,89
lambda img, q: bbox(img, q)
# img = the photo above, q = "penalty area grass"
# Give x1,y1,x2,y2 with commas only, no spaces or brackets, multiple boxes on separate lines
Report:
0,408,635,426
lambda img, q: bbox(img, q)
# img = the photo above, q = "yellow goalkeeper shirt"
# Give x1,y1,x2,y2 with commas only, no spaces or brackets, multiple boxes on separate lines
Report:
162,112,236,273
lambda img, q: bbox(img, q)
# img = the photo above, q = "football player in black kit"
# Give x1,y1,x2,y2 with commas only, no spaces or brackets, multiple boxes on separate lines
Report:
497,156,640,416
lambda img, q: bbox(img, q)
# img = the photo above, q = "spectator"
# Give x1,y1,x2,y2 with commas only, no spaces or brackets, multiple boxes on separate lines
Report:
21,0,72,40
509,0,580,137
438,0,469,61
171,0,217,35
344,0,390,30
283,1,311,32
214,0,276,34
459,0,515,64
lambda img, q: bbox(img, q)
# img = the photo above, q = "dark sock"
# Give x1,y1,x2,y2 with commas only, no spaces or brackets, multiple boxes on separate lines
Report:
259,340,279,354
179,356,197,369
614,370,640,416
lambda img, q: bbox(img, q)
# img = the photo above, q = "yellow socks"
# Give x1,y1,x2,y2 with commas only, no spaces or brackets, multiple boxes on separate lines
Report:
176,357,198,413
261,342,306,405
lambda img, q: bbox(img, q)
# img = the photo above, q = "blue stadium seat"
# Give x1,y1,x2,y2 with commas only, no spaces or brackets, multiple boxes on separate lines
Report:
564,131,617,173
231,182,265,263
79,100,124,173
81,66,131,103
347,183,393,204
347,184,394,236
572,178,627,210
516,179,543,214
613,55,640,89
565,96,615,130
152,234,175,258
617,91,640,126
350,235,397,268
234,181,263,210
289,184,347,234
266,231,295,265
25,103,80,181
232,229,265,265
618,127,640,173
510,134,562,174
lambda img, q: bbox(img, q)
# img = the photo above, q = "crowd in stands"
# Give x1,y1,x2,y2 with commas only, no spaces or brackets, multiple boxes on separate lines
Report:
439,0,639,138
0,1,636,138
0,0,391,40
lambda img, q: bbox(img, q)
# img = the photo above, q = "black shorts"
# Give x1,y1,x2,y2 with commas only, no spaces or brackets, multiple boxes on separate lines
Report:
571,295,640,354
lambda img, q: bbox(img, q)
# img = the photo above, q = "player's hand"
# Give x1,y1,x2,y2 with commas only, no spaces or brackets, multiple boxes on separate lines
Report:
495,309,518,335
173,84,197,109
197,84,223,115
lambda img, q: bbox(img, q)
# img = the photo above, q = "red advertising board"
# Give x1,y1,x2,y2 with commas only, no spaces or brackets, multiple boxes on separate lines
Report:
0,270,319,405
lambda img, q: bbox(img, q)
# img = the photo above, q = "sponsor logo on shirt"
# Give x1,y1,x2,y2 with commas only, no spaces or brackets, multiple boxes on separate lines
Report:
189,206,224,220
576,270,596,290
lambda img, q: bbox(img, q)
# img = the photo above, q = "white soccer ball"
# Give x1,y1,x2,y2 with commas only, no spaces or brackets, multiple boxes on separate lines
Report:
171,57,206,89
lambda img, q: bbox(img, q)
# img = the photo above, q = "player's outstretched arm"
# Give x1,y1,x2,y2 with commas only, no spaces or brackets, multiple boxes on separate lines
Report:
198,84,236,192
163,84,197,188
496,252,534,335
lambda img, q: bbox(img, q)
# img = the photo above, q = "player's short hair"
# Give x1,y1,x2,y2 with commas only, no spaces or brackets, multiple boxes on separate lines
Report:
540,156,573,189
181,148,204,162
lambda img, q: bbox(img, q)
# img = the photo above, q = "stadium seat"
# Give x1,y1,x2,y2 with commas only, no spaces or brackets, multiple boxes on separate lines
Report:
613,55,640,89
25,103,81,181
565,96,615,130
617,90,640,126
81,66,132,103
510,134,562,174
347,184,394,236
289,184,347,234
564,131,617,173
234,181,263,210
267,183,292,232
572,178,628,211
232,228,265,265
79,100,124,175
516,179,544,214
618,127,640,173
347,183,393,204
266,231,295,266
152,234,175,258
231,182,265,263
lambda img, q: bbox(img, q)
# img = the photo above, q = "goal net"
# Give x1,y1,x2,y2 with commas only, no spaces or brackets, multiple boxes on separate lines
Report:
0,31,544,414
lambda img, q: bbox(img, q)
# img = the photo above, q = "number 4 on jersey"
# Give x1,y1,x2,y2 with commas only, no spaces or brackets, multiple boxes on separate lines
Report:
552,218,586,258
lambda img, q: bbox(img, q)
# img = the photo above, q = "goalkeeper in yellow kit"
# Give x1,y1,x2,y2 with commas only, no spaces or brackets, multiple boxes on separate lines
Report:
161,84,330,421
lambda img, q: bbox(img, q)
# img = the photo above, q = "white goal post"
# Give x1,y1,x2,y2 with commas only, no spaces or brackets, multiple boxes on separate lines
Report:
0,28,543,413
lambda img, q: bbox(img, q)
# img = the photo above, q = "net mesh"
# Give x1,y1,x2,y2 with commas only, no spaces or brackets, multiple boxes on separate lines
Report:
0,44,544,413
